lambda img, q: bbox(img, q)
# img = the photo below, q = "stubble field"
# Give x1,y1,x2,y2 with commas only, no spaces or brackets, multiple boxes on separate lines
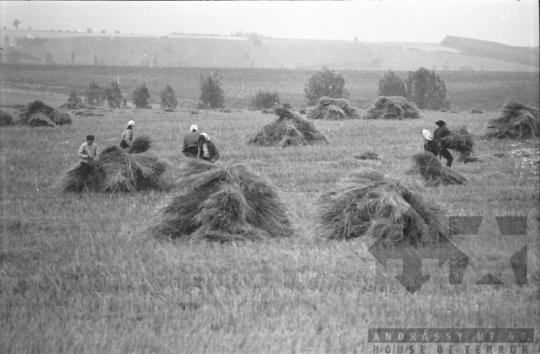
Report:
0,104,539,353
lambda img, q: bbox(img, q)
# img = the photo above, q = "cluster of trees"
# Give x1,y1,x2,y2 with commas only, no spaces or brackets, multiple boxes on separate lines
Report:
378,68,449,110
250,66,448,110
81,80,176,109
72,66,448,112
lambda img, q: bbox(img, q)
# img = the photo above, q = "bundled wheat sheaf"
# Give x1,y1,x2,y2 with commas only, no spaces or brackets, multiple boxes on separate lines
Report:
151,159,293,242
56,136,168,193
16,100,72,127
484,101,539,139
306,97,361,120
0,109,14,126
411,152,467,186
440,125,475,160
317,167,452,243
363,96,420,120
246,107,328,147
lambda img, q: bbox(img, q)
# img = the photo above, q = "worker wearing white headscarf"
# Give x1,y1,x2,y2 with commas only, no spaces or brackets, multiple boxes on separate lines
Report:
182,124,201,157
422,129,439,156
197,133,220,163
120,120,135,149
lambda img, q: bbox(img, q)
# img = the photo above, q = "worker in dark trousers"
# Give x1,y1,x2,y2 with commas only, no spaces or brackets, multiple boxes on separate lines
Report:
434,120,453,167
198,133,220,163
76,135,99,193
422,129,439,156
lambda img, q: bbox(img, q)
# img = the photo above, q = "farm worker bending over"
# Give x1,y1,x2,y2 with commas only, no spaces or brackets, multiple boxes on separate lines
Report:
182,124,200,157
198,133,220,163
434,120,453,167
422,129,439,156
76,135,99,193
120,120,135,149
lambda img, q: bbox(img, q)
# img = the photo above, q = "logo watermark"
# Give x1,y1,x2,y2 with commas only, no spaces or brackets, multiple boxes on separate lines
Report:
368,328,535,353
367,215,529,294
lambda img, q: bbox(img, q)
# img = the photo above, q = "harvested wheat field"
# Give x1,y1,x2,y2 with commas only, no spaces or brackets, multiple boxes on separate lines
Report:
364,96,420,119
306,96,361,120
56,136,168,193
246,107,328,147
484,101,539,139
16,100,72,127
411,152,467,186
151,159,293,241
317,167,452,243
0,109,14,126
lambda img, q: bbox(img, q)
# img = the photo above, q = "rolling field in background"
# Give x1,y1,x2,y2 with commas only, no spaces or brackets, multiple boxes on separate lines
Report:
0,104,539,352
1,64,539,111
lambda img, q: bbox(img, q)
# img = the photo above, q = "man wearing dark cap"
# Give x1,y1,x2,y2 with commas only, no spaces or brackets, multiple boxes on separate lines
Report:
76,135,99,192
434,120,453,167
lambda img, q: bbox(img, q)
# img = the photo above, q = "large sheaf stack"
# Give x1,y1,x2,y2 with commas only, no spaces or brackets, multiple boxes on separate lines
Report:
306,97,361,120
484,101,539,139
411,152,467,186
0,109,14,126
440,125,476,162
317,168,452,244
363,96,420,120
16,100,72,127
56,136,168,193
246,107,328,147
150,159,293,241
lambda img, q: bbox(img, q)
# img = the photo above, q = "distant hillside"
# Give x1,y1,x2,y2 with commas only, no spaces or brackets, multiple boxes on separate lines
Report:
441,35,539,68
0,29,538,72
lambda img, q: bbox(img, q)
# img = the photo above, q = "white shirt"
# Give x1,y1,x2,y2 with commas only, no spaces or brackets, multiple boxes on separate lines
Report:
78,142,99,163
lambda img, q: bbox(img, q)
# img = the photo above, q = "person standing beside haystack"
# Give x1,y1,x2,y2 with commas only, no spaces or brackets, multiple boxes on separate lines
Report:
120,120,135,149
422,129,439,156
434,120,453,167
182,124,201,157
76,135,99,193
198,133,220,163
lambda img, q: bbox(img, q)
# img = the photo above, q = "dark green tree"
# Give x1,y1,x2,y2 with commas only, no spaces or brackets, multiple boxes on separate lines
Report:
105,81,123,108
252,90,280,109
198,71,225,109
160,84,178,109
133,83,151,109
407,67,447,110
12,19,21,29
378,70,408,97
304,66,350,106
85,81,105,106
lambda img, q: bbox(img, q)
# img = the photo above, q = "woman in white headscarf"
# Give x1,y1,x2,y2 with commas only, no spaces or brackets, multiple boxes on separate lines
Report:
182,124,200,157
422,129,439,156
197,133,220,163
120,120,135,149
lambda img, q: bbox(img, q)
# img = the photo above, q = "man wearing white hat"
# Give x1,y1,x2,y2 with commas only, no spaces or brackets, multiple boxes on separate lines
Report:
182,124,200,157
120,120,135,149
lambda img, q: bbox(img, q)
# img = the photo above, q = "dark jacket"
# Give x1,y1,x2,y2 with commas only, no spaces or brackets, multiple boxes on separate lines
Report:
198,140,220,162
424,140,440,156
434,126,450,144
182,131,200,152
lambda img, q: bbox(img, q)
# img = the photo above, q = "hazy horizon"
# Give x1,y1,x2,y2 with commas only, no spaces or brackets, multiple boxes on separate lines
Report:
1,0,539,48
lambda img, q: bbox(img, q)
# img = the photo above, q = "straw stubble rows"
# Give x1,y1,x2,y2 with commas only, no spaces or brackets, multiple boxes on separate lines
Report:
0,108,538,353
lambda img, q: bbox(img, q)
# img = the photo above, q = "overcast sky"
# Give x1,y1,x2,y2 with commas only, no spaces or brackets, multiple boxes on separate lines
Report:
1,0,538,47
